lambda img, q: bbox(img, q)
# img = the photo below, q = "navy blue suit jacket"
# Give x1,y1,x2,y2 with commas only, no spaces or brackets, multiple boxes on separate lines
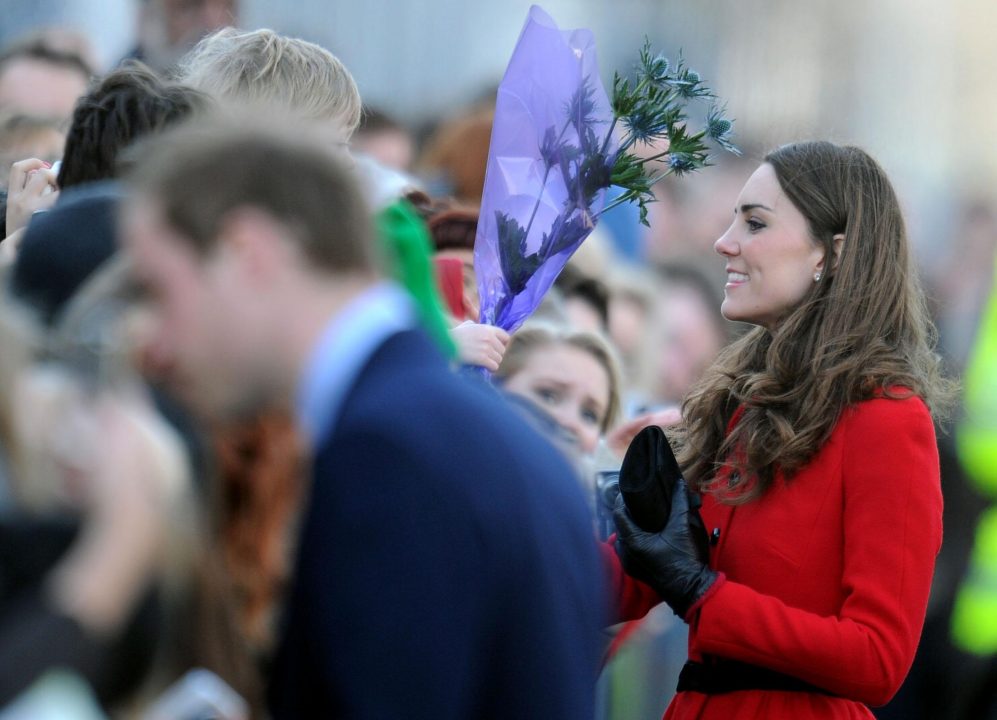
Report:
268,329,606,719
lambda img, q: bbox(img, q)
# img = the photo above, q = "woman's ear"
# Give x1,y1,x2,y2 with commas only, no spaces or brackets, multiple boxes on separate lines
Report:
830,233,845,269
816,233,846,275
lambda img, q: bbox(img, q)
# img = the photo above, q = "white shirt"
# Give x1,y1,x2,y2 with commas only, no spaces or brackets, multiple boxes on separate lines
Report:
295,282,415,448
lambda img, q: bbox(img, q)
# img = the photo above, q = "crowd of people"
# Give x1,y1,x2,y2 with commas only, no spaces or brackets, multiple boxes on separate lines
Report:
0,4,995,720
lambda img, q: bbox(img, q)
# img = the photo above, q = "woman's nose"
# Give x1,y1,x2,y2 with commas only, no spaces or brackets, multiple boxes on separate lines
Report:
550,406,582,446
714,225,738,257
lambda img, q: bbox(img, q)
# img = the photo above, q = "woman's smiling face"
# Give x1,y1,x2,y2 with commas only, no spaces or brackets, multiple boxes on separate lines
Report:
714,163,826,330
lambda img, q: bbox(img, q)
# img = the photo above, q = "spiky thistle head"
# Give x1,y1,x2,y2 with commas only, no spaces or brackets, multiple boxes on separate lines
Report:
565,82,597,134
666,61,712,100
667,152,699,175
639,39,671,85
705,104,741,155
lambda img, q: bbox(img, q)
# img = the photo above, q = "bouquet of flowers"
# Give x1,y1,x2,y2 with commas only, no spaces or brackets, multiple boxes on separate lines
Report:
474,5,740,333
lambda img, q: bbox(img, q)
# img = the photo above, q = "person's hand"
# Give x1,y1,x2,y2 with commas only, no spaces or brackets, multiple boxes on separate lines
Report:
613,477,718,619
46,387,190,636
0,228,25,267
77,389,188,514
452,321,510,371
6,158,59,237
607,407,682,458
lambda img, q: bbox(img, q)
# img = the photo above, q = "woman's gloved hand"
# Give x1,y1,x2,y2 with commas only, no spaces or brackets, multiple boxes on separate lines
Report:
613,478,719,619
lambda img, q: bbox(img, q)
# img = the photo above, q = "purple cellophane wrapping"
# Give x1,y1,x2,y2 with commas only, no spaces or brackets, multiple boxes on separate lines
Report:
474,5,616,332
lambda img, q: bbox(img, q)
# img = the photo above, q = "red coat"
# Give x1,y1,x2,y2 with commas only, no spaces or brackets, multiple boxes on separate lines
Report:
604,395,943,719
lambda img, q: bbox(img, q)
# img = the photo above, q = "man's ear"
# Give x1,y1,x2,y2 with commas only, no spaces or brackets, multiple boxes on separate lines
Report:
215,207,292,282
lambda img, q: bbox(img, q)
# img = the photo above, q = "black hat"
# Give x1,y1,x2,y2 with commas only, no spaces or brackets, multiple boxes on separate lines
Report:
9,181,122,326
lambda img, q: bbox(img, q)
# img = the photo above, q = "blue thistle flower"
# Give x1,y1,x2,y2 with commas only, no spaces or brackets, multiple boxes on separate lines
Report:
668,153,697,175
642,56,670,85
566,83,597,135
638,39,670,85
495,41,740,324
708,116,731,138
624,106,671,144
668,71,712,99
705,105,742,155
539,125,560,167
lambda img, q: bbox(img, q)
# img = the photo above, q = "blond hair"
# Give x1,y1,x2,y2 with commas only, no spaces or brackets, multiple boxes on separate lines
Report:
177,28,362,136
127,117,375,274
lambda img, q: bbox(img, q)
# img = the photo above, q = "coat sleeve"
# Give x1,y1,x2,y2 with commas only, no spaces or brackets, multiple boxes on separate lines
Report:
690,396,943,706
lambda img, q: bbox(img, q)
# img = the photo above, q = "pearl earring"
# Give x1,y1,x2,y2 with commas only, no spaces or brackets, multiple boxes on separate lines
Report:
814,271,822,282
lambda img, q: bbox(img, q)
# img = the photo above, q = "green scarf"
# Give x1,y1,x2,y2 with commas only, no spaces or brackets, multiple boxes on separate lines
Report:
375,199,456,357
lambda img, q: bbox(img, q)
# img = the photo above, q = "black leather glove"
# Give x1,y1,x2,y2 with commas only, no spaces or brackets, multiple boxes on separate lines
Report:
613,478,718,619
685,489,710,567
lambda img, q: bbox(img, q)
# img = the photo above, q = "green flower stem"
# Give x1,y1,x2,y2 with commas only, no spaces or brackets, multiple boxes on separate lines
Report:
597,192,640,218
595,197,625,217
523,166,553,242
634,148,671,164
599,116,619,156
524,117,573,241
596,167,677,218
644,168,676,186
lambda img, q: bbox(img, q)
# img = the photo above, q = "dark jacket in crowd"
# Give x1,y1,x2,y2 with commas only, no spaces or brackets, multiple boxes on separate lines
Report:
268,328,606,719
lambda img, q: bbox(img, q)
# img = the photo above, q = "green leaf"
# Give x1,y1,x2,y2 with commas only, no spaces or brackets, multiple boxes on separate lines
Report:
600,40,740,222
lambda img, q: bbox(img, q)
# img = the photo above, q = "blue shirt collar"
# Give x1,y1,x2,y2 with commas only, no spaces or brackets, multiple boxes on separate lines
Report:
296,282,415,448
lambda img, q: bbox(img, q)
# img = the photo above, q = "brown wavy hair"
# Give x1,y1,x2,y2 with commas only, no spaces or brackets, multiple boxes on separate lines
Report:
674,141,955,502
212,411,305,653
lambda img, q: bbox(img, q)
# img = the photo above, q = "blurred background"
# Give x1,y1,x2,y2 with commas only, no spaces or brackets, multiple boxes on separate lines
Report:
4,0,996,255
5,0,995,361
1,1,995,719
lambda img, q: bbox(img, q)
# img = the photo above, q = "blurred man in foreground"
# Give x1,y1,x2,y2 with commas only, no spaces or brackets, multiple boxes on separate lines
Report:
121,117,606,719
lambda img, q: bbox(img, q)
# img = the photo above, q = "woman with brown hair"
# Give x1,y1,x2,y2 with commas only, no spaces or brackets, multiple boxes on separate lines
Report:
608,141,954,719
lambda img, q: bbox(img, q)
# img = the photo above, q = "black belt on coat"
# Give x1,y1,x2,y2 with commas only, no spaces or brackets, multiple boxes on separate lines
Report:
677,659,834,695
